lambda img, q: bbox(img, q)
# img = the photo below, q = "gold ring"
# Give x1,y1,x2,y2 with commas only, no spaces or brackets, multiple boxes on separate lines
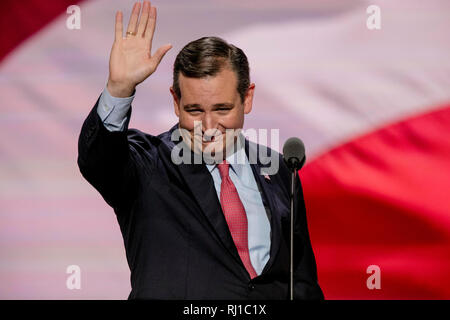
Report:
126,31,136,36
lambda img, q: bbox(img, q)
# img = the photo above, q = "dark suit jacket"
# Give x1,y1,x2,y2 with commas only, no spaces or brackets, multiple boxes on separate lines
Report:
77,96,324,300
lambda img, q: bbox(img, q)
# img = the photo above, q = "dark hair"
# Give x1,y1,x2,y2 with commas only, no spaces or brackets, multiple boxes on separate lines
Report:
172,36,250,103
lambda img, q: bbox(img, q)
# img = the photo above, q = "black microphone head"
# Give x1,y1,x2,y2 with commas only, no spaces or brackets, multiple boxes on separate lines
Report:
283,137,306,170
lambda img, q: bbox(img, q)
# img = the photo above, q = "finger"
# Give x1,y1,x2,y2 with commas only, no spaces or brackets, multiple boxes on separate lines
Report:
115,11,123,41
137,1,151,37
152,44,172,68
126,2,141,35
144,5,157,45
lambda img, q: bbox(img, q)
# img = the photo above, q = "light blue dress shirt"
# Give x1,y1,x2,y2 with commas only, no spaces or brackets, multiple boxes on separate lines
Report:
96,87,272,275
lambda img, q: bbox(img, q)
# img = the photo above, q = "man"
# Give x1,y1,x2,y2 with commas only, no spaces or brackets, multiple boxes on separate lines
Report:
77,1,323,300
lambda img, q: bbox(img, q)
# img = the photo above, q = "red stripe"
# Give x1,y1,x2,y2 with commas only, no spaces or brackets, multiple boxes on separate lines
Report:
0,0,84,63
301,104,450,299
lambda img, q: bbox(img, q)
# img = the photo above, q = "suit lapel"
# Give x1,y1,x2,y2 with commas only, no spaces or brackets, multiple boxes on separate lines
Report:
177,162,244,266
245,139,283,276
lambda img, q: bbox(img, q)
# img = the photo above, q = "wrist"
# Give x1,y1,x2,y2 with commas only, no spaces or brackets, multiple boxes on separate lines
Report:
106,79,136,98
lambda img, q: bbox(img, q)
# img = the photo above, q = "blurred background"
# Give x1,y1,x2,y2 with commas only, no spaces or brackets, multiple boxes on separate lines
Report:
0,0,449,299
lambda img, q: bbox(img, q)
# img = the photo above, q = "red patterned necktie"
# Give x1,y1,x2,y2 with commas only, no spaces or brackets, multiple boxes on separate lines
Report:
217,160,258,279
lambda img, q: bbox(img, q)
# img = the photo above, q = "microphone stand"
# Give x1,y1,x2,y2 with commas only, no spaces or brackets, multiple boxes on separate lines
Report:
288,164,297,301
283,137,306,301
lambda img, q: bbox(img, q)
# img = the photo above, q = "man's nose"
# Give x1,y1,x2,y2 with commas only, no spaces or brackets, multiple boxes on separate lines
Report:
201,114,219,141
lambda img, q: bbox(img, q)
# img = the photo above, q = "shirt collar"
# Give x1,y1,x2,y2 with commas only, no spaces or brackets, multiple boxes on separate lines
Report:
205,135,248,176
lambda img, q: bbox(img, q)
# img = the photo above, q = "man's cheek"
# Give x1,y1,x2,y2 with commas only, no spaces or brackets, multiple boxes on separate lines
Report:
180,121,195,132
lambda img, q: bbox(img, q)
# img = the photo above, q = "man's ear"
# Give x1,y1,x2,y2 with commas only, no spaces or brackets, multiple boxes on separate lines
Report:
170,86,180,117
243,83,255,114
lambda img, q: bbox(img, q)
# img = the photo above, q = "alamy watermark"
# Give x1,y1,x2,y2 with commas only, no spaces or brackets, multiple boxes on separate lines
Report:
66,5,81,30
366,264,381,290
366,5,381,30
170,122,280,175
66,264,81,290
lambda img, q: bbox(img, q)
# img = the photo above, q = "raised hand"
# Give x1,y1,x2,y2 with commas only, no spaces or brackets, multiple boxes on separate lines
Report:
107,1,172,97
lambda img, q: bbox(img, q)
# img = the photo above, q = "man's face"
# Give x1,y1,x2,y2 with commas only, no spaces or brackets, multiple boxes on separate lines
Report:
170,67,255,159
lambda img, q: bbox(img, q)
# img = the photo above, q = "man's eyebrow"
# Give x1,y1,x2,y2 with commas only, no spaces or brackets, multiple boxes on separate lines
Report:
183,103,201,109
183,103,234,109
213,103,234,108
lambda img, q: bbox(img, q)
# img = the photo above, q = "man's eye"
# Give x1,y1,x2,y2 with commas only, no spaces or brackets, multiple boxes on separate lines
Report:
187,109,201,113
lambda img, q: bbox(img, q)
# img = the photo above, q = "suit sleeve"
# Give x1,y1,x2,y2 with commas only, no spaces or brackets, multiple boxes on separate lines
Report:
293,174,325,300
77,94,140,213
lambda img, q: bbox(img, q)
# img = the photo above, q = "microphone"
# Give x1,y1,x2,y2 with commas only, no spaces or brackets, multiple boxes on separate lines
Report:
282,137,306,171
282,137,306,301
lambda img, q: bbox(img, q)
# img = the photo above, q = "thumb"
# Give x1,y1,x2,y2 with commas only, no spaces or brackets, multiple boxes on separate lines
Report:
152,44,172,67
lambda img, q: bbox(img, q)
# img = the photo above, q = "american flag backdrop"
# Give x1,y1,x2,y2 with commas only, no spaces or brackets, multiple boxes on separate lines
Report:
0,0,449,299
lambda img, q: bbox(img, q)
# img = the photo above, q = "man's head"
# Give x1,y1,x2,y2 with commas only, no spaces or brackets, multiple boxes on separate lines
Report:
169,36,255,159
